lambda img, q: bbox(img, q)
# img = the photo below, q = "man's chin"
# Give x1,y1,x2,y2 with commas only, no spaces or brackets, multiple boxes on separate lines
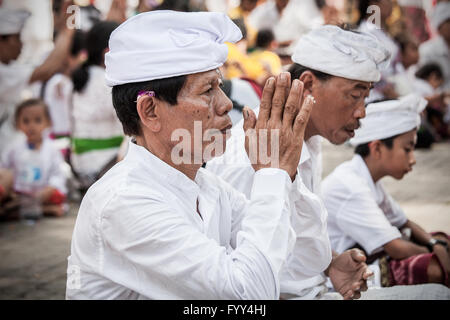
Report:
328,136,349,146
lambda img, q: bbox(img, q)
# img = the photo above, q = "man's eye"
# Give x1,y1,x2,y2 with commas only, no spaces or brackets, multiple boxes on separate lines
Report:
204,87,213,94
404,148,412,153
351,94,362,100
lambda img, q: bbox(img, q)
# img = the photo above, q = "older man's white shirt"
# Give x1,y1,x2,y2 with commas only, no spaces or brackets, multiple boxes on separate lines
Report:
206,114,332,299
66,141,296,299
322,154,407,256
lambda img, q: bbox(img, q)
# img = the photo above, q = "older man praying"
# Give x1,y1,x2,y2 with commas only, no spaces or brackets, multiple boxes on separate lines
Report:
66,10,314,300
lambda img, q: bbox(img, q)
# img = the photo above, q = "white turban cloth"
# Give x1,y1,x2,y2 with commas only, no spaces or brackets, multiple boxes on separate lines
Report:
291,25,391,82
431,2,450,30
0,8,30,35
105,10,242,86
349,94,427,146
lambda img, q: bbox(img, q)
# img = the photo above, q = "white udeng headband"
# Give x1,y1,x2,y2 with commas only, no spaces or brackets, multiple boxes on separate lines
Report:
291,25,391,82
349,94,427,146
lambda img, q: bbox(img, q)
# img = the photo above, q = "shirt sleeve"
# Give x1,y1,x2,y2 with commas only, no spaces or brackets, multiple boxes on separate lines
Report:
100,168,295,300
278,174,332,296
378,184,408,228
335,189,402,255
0,63,33,96
207,140,331,297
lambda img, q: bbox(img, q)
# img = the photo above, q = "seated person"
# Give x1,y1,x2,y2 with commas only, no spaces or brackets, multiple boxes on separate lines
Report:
415,63,449,141
248,29,282,79
66,10,319,300
322,94,450,288
1,99,67,218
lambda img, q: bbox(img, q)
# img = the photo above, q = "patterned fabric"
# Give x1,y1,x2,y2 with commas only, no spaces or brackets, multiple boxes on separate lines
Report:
381,252,449,287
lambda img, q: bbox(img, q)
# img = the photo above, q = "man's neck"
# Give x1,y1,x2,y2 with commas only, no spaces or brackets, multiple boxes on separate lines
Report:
135,135,201,181
304,122,318,141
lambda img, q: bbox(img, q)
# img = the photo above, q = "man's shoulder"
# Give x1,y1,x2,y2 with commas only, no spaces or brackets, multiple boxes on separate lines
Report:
84,160,167,210
322,160,368,195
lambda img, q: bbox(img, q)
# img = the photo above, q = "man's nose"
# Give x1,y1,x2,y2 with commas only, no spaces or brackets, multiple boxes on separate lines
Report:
216,90,232,116
354,102,366,119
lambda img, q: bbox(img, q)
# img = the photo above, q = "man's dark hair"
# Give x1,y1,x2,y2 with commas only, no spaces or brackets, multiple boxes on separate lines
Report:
256,29,275,49
111,75,187,136
415,63,443,81
287,63,332,82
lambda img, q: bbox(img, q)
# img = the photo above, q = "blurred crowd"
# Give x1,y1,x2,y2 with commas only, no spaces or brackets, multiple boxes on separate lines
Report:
0,0,449,221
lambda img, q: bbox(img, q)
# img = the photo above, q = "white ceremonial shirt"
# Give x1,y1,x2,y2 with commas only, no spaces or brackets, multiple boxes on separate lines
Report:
322,154,408,256
66,141,296,299
0,61,33,153
206,113,332,300
1,135,67,194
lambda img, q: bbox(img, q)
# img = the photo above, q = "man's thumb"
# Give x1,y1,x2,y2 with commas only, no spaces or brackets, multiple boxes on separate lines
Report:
351,248,367,262
242,106,256,132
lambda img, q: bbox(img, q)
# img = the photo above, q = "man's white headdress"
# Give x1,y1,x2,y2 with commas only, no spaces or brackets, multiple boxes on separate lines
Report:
105,10,242,86
292,25,391,82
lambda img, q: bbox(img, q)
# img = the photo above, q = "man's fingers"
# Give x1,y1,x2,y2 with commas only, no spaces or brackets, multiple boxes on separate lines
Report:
352,292,361,300
258,77,276,125
292,94,314,138
350,248,367,263
359,280,368,292
243,106,257,132
363,269,374,280
343,289,354,300
282,79,304,130
269,72,290,122
244,107,257,162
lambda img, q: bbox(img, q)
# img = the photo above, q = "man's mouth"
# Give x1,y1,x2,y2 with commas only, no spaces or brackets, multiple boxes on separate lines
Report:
345,128,355,138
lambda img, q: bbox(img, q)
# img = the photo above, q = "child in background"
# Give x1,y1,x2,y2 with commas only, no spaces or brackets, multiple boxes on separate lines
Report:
322,95,450,288
42,29,86,160
415,63,449,141
1,99,67,218
70,21,123,190
249,29,282,79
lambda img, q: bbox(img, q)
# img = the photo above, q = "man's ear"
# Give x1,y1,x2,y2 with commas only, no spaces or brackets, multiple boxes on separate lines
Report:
298,71,314,97
368,140,383,159
136,96,161,133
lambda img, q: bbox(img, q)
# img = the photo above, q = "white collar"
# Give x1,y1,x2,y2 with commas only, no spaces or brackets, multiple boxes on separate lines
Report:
351,154,384,203
125,140,201,212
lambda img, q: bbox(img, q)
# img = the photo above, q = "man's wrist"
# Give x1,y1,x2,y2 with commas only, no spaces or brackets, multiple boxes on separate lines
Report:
426,238,448,252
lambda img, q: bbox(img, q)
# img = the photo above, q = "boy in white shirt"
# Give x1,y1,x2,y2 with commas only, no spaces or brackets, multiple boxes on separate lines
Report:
322,94,450,288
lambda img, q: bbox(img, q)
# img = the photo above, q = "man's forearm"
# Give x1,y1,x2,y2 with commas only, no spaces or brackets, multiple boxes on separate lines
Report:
29,27,75,83
404,220,432,245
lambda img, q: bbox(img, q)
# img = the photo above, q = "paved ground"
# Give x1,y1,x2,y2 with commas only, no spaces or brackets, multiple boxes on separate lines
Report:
0,141,449,299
